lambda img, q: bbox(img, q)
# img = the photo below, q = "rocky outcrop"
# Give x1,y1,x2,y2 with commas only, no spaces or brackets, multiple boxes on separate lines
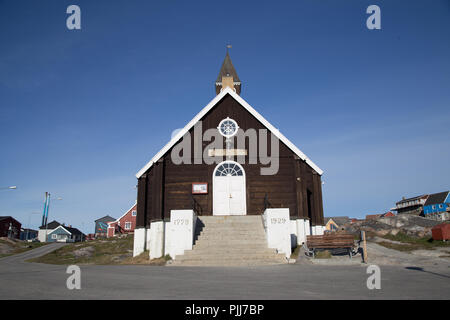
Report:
72,246,94,258
344,214,442,238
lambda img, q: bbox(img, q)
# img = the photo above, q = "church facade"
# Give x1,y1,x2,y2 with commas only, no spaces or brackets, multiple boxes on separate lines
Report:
133,52,325,263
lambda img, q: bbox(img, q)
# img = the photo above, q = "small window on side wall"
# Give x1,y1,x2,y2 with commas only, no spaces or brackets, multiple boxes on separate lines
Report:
132,210,137,216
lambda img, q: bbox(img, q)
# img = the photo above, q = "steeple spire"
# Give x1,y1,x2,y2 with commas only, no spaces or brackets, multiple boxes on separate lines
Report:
215,48,241,95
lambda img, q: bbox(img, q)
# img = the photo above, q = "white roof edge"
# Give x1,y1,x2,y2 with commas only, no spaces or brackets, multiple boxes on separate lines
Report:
136,87,323,178
49,225,72,235
108,201,137,226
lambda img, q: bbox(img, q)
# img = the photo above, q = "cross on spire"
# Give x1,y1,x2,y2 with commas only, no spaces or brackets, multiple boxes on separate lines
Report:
215,47,241,95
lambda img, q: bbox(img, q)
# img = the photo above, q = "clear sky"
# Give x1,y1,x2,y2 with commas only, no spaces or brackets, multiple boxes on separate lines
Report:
1,0,449,234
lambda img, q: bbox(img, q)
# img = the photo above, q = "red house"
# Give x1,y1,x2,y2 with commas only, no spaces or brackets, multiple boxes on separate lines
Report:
365,211,395,220
382,211,395,218
107,202,137,237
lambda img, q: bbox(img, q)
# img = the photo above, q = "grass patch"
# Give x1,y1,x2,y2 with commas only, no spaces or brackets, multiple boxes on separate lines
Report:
0,239,48,258
315,250,332,259
120,251,172,265
28,235,134,265
377,241,415,252
27,236,172,266
376,232,450,252
290,246,300,260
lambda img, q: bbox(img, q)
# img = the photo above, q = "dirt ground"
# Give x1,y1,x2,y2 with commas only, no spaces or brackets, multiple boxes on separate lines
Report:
298,240,450,267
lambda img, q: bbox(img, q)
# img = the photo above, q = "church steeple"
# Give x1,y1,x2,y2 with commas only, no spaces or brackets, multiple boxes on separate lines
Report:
215,49,241,95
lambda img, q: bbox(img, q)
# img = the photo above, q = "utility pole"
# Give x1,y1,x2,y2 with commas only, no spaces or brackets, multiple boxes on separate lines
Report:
41,192,62,242
27,212,40,240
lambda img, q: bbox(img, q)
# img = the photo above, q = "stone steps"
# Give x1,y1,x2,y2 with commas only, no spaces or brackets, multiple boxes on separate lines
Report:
199,230,265,236
170,259,286,267
170,216,287,267
193,239,267,246
181,247,278,256
196,233,266,240
176,251,284,261
192,243,269,250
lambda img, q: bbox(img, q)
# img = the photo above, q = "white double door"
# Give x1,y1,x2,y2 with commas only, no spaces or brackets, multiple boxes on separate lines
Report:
213,175,246,216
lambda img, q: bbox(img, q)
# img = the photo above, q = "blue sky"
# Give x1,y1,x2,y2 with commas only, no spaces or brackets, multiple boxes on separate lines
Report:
0,0,449,233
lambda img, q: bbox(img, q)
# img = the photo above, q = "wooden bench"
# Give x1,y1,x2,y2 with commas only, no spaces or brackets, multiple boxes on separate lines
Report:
304,234,356,259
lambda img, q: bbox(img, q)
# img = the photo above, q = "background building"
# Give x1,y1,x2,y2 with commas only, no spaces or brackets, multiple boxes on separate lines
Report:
366,211,395,220
424,191,450,221
38,220,61,242
0,216,21,239
325,216,350,231
393,195,429,215
46,225,85,243
20,228,38,240
107,202,137,237
94,215,115,237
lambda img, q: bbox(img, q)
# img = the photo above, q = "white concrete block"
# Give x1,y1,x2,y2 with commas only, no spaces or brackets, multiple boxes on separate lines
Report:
149,221,165,259
304,219,311,236
296,219,307,245
165,210,197,259
133,228,146,257
317,225,325,235
310,225,325,236
145,227,151,250
263,208,291,258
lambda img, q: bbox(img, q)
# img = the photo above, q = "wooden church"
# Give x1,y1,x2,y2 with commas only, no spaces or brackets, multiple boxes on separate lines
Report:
133,51,325,265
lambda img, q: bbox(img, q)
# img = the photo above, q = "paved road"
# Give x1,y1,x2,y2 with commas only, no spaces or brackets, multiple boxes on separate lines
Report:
0,243,67,264
0,244,449,299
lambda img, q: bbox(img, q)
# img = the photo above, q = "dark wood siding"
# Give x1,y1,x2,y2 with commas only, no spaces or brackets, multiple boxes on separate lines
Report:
136,175,148,228
136,94,324,227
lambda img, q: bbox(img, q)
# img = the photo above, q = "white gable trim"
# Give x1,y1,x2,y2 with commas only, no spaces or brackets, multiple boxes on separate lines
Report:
108,201,137,226
136,87,323,178
48,225,72,235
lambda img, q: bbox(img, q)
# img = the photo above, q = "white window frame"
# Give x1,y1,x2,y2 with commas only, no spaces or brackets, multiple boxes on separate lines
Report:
124,222,132,230
132,210,137,216
217,117,239,138
51,234,57,239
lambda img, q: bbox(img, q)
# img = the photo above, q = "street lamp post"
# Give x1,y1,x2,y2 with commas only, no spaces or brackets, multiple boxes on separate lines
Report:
0,186,17,190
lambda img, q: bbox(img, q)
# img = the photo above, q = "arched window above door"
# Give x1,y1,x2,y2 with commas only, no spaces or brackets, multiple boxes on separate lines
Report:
214,162,243,176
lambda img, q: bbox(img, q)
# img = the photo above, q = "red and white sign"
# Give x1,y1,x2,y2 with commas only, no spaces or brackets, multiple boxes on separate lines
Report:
192,182,208,194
